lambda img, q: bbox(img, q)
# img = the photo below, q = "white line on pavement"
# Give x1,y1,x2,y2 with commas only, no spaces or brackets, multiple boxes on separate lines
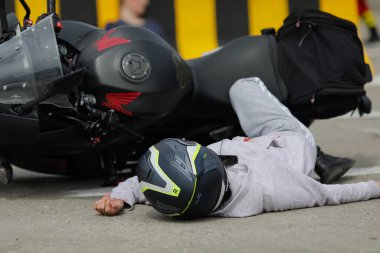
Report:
65,187,113,198
366,48,380,58
334,121,380,136
368,75,380,87
346,166,380,176
334,110,380,120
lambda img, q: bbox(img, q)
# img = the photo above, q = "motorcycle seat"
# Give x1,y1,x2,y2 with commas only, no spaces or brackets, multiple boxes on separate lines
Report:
186,35,288,117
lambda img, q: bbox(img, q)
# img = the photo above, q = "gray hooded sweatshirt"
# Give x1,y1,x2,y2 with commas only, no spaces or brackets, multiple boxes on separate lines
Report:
110,77,380,218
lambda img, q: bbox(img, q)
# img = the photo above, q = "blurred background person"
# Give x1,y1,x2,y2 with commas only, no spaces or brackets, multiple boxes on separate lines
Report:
358,0,380,42
106,0,167,40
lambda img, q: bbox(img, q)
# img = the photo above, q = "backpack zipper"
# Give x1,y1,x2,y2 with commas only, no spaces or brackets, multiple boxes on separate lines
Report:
280,18,316,47
279,15,355,39
310,93,316,104
296,18,316,47
298,23,313,47
309,88,365,105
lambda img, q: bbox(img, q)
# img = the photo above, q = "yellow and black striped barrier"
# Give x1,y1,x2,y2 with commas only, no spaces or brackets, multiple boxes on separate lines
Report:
5,0,360,59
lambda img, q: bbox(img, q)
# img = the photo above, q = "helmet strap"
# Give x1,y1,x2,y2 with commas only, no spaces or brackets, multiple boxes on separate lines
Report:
218,155,238,167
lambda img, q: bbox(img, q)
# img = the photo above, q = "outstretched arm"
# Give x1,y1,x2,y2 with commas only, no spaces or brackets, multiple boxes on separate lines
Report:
110,176,148,207
322,180,380,205
263,163,380,212
94,176,148,216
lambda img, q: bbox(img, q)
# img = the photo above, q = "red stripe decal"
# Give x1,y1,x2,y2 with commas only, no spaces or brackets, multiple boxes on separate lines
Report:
95,28,131,52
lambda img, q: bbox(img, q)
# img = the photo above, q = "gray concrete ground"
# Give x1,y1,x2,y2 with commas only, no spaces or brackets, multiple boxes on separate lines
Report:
2,8,380,253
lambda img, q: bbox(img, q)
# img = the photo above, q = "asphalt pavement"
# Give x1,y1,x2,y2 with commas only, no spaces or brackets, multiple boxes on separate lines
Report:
1,11,380,253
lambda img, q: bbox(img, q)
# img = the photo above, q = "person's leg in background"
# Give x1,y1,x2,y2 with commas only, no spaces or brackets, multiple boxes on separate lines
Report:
358,0,380,43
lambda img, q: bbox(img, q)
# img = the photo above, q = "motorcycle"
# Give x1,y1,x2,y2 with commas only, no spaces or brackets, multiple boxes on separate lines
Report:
0,0,371,185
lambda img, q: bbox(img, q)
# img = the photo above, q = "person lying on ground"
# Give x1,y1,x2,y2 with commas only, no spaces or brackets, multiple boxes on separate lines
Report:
94,77,380,218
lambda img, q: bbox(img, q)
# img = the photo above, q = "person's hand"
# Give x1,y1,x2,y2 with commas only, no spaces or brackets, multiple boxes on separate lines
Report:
94,193,124,216
377,181,380,188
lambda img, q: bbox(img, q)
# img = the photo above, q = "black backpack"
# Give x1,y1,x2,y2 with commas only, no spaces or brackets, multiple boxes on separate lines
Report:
276,9,372,119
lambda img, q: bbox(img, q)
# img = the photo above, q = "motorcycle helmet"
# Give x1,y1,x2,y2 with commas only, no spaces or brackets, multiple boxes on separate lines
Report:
136,138,228,219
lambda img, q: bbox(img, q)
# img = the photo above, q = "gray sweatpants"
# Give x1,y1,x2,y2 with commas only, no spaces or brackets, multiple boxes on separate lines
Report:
229,77,316,149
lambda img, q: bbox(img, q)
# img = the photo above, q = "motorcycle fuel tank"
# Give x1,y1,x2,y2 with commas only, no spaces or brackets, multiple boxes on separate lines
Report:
77,26,193,125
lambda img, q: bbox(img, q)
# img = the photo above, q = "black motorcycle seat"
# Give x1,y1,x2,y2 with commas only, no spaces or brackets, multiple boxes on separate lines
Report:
186,35,288,117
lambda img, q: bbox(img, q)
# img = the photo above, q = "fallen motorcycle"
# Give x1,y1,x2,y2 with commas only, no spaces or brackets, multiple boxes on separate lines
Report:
0,0,372,185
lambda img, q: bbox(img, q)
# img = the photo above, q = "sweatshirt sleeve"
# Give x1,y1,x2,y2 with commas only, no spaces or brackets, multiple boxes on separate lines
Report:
110,176,149,210
323,181,380,205
263,165,380,212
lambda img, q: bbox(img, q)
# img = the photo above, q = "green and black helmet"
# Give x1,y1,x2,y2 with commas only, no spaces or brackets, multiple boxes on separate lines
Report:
136,138,228,219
